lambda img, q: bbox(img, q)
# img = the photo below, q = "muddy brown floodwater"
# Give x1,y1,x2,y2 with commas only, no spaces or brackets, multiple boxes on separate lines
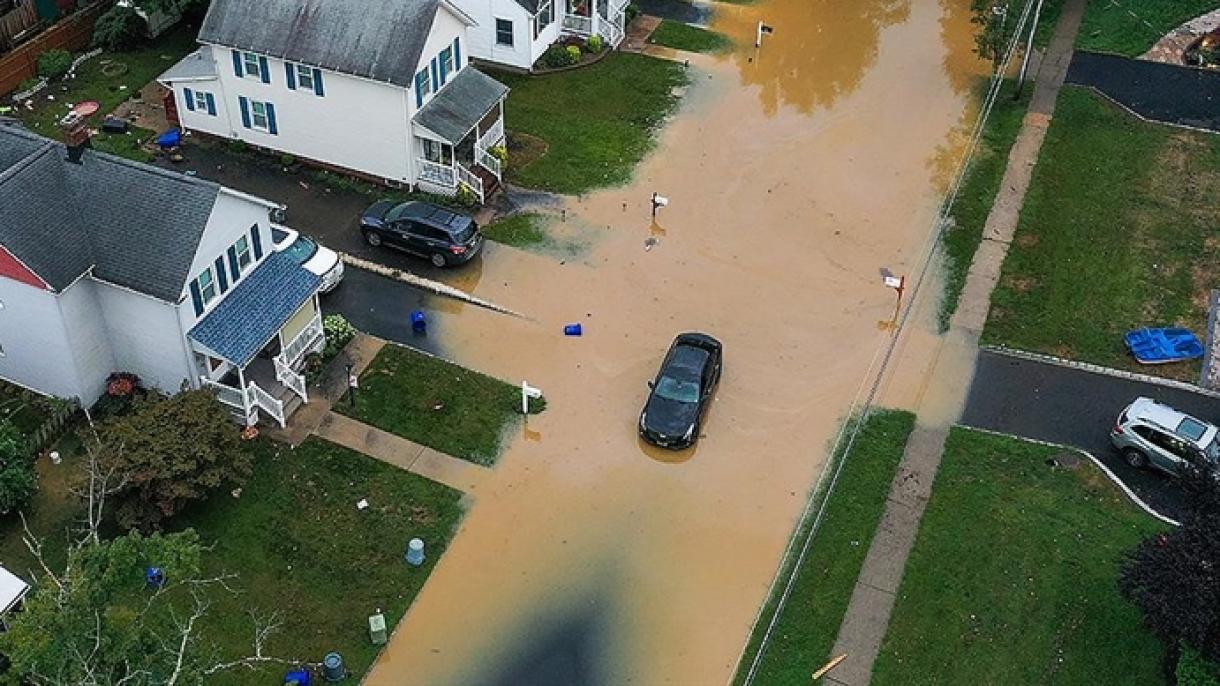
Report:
365,1,986,683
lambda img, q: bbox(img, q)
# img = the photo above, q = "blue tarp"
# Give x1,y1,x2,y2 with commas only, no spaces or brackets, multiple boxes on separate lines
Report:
1124,327,1204,364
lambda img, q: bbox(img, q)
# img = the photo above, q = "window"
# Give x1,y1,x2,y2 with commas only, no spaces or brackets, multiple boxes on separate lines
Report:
193,90,209,111
496,18,514,46
421,138,452,164
250,101,270,131
439,46,454,84
242,52,262,79
0,341,5,358
234,235,252,270
196,268,217,306
296,63,314,91
535,0,553,37
415,69,432,99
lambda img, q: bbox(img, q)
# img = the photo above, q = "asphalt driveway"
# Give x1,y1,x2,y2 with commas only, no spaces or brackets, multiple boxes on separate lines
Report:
960,349,1220,522
1066,50,1220,131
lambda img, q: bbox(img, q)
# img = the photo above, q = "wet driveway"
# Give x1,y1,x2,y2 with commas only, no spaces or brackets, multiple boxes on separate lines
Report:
361,0,989,684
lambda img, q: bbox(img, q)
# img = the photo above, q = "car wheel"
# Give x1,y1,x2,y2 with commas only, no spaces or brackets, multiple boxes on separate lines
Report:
364,231,382,247
1123,448,1149,469
430,253,447,268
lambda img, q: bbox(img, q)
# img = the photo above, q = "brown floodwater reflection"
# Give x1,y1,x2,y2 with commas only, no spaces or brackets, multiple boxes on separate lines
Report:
365,1,987,683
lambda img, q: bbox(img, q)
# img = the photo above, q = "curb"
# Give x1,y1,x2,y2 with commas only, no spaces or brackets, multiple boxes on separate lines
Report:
960,425,1180,527
981,345,1220,399
337,253,527,319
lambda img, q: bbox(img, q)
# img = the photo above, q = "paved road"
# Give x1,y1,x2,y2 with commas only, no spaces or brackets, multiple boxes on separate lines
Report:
1066,50,1220,131
961,350,1220,521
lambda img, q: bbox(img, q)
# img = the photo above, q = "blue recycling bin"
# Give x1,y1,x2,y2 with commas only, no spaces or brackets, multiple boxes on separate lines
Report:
284,669,311,686
411,310,427,334
145,566,166,589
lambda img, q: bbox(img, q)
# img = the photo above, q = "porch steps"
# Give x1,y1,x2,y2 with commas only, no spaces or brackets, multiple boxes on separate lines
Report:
472,165,501,200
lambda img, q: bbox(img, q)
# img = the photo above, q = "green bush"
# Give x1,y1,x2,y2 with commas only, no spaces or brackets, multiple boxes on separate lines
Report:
1179,646,1220,686
322,314,357,361
542,44,577,68
0,419,35,516
456,183,479,207
92,3,145,51
586,34,605,53
280,153,297,167
565,45,582,63
489,144,508,170
36,49,74,80
625,2,640,24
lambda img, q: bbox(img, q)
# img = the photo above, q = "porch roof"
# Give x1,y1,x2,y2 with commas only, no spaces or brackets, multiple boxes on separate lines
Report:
413,67,508,144
158,46,218,83
188,251,320,367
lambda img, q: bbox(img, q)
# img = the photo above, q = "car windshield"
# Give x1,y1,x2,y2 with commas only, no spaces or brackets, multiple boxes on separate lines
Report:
281,235,318,263
654,375,700,404
453,224,476,243
1178,417,1209,441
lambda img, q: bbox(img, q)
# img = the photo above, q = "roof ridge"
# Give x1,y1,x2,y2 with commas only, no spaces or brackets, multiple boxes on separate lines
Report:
0,138,55,187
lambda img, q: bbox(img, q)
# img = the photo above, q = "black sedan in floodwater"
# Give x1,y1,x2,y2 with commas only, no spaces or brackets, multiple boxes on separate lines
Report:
639,333,723,450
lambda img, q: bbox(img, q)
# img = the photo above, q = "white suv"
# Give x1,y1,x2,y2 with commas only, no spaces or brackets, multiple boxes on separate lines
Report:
271,225,344,293
1110,397,1220,475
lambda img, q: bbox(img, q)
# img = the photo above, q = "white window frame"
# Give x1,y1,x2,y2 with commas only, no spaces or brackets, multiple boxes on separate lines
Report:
242,52,262,80
250,100,270,132
415,69,432,99
235,235,252,271
193,90,209,111
295,63,314,91
440,46,454,81
495,18,514,47
535,0,553,37
197,267,217,306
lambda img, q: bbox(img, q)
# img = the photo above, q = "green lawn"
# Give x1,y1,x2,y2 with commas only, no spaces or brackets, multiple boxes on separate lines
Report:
733,410,916,685
14,25,196,161
938,80,1030,331
0,433,86,576
872,428,1166,685
172,438,464,684
335,344,544,466
983,87,1220,380
482,212,552,248
648,20,733,54
1077,0,1220,56
491,53,687,194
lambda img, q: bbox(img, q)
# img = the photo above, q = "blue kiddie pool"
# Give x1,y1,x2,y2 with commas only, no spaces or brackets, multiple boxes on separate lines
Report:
1124,327,1205,364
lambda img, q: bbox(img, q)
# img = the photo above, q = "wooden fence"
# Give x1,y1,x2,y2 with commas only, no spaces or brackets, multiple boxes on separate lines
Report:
27,397,79,455
0,1,41,53
0,0,109,97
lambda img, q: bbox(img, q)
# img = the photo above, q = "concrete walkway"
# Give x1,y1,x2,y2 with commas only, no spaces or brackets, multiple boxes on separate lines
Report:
822,1,1087,683
316,411,491,493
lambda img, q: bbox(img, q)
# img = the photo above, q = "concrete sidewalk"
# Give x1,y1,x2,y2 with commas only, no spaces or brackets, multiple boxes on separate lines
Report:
822,1,1087,683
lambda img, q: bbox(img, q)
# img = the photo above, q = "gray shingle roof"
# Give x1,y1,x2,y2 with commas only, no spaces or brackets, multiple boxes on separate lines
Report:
159,46,218,83
188,250,320,366
513,0,540,14
0,125,222,301
413,68,509,143
198,0,450,89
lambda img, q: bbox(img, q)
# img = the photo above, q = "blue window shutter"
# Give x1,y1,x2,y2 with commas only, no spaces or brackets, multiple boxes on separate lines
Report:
183,87,195,111
415,73,424,108
454,38,461,69
190,281,204,316
205,93,216,116
431,58,438,92
285,62,296,90
259,55,271,83
214,257,229,293
250,226,263,260
238,96,251,128
227,246,240,283
231,49,243,77
266,103,278,135
313,68,324,96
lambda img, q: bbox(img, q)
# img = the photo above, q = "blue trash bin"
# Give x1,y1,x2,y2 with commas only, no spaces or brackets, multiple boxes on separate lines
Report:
322,652,346,682
411,310,427,334
285,668,311,686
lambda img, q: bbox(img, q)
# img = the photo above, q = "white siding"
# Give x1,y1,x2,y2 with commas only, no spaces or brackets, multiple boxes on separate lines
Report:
172,81,227,138
56,278,115,402
412,6,473,108
178,189,274,329
0,277,93,401
461,0,534,70
93,283,194,396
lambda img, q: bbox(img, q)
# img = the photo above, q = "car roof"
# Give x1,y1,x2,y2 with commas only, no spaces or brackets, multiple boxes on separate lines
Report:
1128,397,1217,445
388,202,472,232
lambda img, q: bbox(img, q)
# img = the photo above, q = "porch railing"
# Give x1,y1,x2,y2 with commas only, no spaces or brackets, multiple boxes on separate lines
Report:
202,378,258,426
476,118,504,152
246,382,285,427
274,354,308,404
417,158,456,187
475,147,502,181
456,162,484,204
599,11,625,46
281,313,323,368
563,14,593,34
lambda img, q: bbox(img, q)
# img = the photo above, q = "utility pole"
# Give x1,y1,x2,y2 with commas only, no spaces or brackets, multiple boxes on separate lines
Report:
1015,0,1045,99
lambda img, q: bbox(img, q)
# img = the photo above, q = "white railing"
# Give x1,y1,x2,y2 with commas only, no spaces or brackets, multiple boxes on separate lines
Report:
246,382,285,427
417,158,456,187
599,15,624,47
476,147,502,181
563,14,593,34
476,118,504,152
202,377,258,426
274,354,308,403
456,162,484,204
281,313,323,368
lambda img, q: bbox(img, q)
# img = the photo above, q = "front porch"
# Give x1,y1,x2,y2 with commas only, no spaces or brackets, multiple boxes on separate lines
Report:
560,0,629,47
412,67,509,205
189,251,325,428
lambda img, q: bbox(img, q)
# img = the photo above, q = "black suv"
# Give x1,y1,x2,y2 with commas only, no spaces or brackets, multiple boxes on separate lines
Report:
359,200,484,267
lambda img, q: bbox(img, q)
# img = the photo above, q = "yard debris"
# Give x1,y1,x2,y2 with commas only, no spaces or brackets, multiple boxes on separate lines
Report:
231,487,242,498
644,236,659,251
299,181,310,189
811,653,847,680
356,498,369,510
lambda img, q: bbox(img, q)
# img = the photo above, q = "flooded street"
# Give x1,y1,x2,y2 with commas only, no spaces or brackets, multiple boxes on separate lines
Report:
366,0,986,683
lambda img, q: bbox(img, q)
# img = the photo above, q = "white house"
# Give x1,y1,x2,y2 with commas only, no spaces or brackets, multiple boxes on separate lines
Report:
158,0,511,204
461,0,629,71
0,123,325,428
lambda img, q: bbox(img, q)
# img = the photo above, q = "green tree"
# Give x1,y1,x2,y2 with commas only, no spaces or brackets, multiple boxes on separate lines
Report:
98,390,249,532
0,419,34,516
971,0,1014,72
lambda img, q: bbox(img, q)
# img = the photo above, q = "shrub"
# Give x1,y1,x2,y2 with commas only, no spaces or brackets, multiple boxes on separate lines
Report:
542,43,582,68
0,420,34,516
565,45,582,63
92,372,145,421
489,144,508,170
92,4,145,51
586,34,605,53
322,314,357,361
1179,645,1220,686
625,2,640,25
36,49,74,80
280,153,297,167
228,139,248,154
456,184,479,207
